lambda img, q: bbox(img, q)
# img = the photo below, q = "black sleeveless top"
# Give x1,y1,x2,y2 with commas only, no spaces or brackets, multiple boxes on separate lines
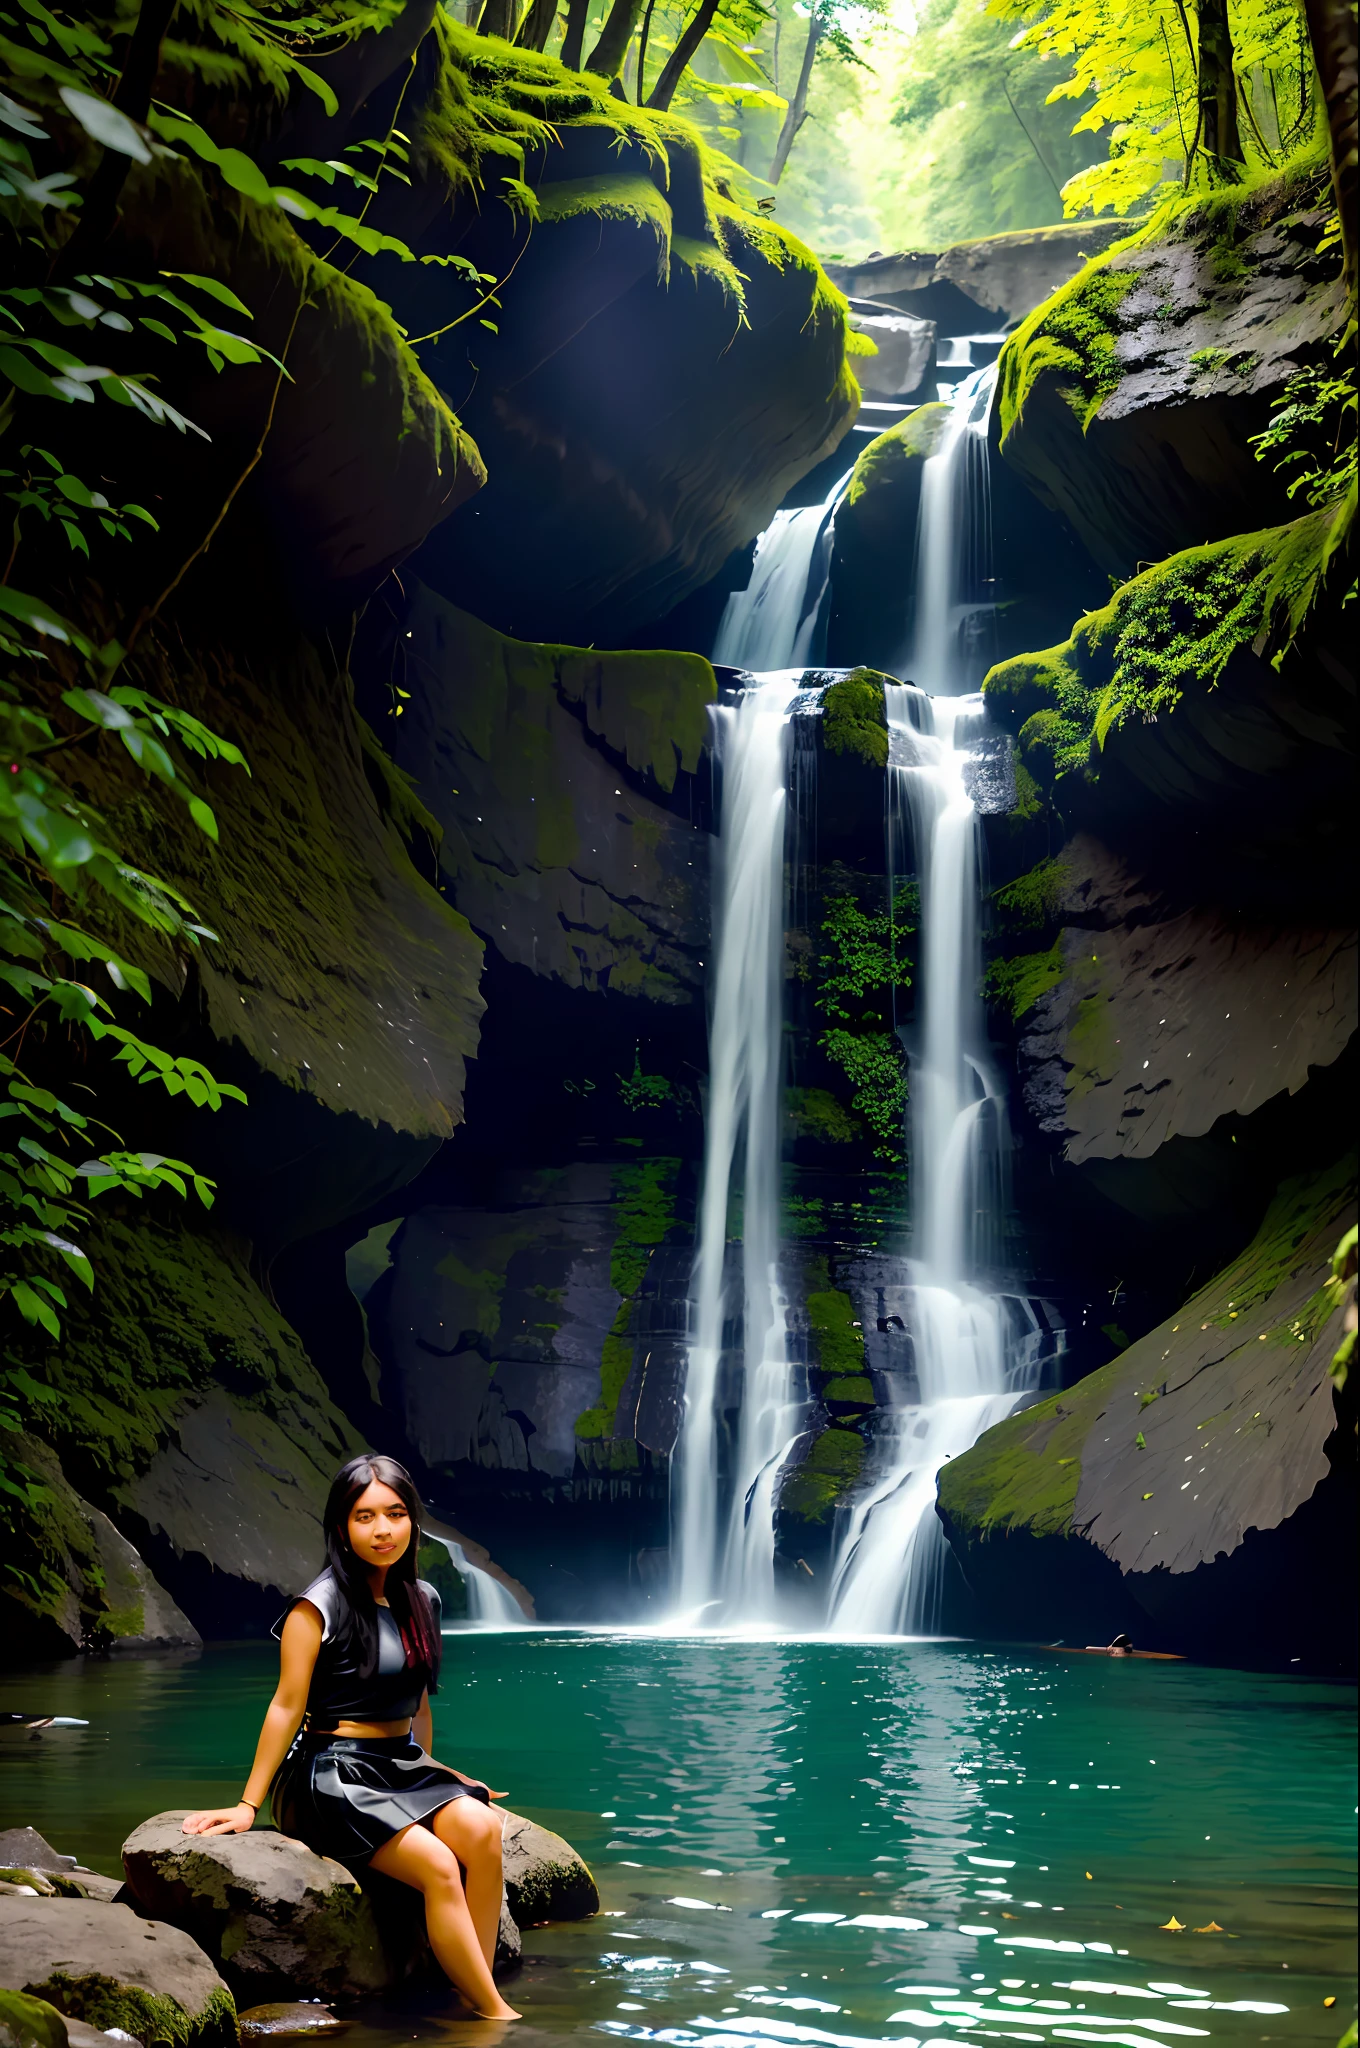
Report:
285,1570,443,1724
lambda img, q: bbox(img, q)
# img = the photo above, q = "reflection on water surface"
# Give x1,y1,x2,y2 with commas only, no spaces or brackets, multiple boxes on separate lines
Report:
2,1635,1353,2048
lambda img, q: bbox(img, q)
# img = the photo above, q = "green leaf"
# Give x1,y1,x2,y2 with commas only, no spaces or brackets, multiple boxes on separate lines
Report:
0,583,94,652
58,86,152,163
10,1277,60,1337
161,270,253,318
147,113,275,206
187,794,218,840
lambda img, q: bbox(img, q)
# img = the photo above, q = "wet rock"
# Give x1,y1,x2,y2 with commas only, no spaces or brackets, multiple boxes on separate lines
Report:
0,1899,236,2048
120,1814,531,1999
499,1814,599,1928
937,1157,1357,1668
121,1816,387,2003
846,301,935,401
0,1839,74,1878
236,2006,347,2038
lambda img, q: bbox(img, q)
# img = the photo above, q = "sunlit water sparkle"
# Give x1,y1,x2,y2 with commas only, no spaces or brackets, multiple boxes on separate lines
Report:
3,1635,1352,2048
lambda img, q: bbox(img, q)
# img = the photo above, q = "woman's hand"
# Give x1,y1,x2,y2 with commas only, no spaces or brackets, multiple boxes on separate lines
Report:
181,1802,255,1837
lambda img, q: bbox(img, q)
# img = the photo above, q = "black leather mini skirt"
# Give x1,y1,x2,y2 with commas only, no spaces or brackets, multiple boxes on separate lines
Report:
272,1733,488,1869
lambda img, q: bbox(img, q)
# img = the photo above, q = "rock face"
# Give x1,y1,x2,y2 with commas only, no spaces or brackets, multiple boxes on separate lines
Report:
0,1899,236,2048
846,301,935,401
996,173,1346,575
1,1446,198,1662
371,588,712,1005
937,1159,1356,1667
1010,837,1357,1165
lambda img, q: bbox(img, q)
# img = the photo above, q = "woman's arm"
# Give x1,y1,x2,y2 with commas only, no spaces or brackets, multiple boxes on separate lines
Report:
182,1601,324,1836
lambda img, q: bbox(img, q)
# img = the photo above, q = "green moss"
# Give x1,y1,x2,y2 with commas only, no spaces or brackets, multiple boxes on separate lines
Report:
1008,757,1046,821
28,1977,236,2048
1201,1156,1356,1329
823,1375,875,1406
937,1388,1092,1538
807,1287,865,1378
553,645,716,791
998,263,1140,442
993,856,1070,933
785,1086,860,1145
0,1992,70,2048
536,174,673,279
984,498,1354,782
844,404,951,511
779,1426,865,1526
983,941,1064,1021
821,671,889,768
575,1158,679,1439
1066,984,1118,1100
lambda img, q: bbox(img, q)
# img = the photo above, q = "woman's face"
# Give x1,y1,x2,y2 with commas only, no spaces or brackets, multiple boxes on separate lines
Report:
347,1479,412,1571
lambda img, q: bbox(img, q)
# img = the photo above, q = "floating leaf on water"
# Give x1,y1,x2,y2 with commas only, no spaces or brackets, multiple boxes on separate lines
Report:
1085,1873,1093,1881
1193,1923,1223,1934
1159,1916,1185,1931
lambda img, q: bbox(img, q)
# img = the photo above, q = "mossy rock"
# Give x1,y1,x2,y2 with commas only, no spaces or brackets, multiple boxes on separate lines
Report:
820,672,890,769
938,1157,1357,1659
779,1427,866,1527
0,1900,237,2048
0,1992,69,2048
982,498,1352,792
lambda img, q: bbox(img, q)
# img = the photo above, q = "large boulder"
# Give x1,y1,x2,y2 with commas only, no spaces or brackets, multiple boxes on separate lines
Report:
119,1809,595,1998
500,1814,599,1928
827,221,1132,334
995,171,1346,575
121,1818,387,2003
0,1899,236,2048
937,1158,1356,1668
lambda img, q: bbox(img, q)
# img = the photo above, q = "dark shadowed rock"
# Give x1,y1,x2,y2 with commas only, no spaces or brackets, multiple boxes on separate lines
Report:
499,1814,599,1928
0,1899,236,2048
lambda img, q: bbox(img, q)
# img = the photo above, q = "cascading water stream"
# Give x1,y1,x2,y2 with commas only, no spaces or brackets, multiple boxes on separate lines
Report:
827,364,1042,1635
426,1532,525,1626
671,671,809,1625
713,467,847,671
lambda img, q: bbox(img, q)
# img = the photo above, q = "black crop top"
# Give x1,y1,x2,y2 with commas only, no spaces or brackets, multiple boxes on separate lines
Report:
284,1570,443,1724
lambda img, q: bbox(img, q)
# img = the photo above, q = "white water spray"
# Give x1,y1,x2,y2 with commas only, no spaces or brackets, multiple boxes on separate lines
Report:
828,367,1042,1634
671,672,808,1624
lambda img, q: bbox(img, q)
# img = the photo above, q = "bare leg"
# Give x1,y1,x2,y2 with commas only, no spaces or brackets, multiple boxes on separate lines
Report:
432,1796,507,1972
370,1822,520,2019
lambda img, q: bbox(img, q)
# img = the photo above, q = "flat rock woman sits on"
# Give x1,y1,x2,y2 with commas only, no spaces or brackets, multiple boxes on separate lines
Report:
183,1453,519,2020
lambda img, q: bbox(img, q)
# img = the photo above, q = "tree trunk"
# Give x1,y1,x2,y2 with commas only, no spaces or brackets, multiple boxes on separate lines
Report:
645,0,721,109
1196,0,1245,172
560,0,590,69
769,10,818,184
586,0,644,77
634,0,658,101
478,0,521,36
1301,0,1359,297
515,0,559,48
53,0,177,278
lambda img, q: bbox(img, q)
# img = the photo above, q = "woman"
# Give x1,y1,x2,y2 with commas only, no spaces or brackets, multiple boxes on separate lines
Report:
182,1454,519,2021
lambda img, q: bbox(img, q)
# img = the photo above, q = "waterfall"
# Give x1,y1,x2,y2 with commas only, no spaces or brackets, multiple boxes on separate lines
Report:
425,1531,525,1626
671,672,809,1625
827,365,1040,1635
713,469,847,671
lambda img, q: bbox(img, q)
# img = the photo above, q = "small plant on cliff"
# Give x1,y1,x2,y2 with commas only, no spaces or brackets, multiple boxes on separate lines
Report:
812,882,917,1161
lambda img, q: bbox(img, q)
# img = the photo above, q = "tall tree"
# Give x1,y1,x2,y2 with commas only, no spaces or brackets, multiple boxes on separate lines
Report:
646,0,724,108
1301,0,1359,293
770,4,820,182
588,0,647,76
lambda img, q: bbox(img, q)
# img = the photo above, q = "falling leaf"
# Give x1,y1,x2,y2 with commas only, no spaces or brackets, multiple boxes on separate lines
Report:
1002,1912,1018,1919
1194,1922,1224,1933
1143,1492,1154,1500
1160,1916,1185,1931
1135,1431,1146,1449
1324,1997,1336,2008
1085,1872,1093,1880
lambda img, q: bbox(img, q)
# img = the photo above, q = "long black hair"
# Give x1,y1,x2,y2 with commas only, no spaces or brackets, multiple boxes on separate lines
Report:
322,1454,442,1684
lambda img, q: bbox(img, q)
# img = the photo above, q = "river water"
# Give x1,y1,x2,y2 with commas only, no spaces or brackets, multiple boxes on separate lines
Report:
2,1636,1353,2048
